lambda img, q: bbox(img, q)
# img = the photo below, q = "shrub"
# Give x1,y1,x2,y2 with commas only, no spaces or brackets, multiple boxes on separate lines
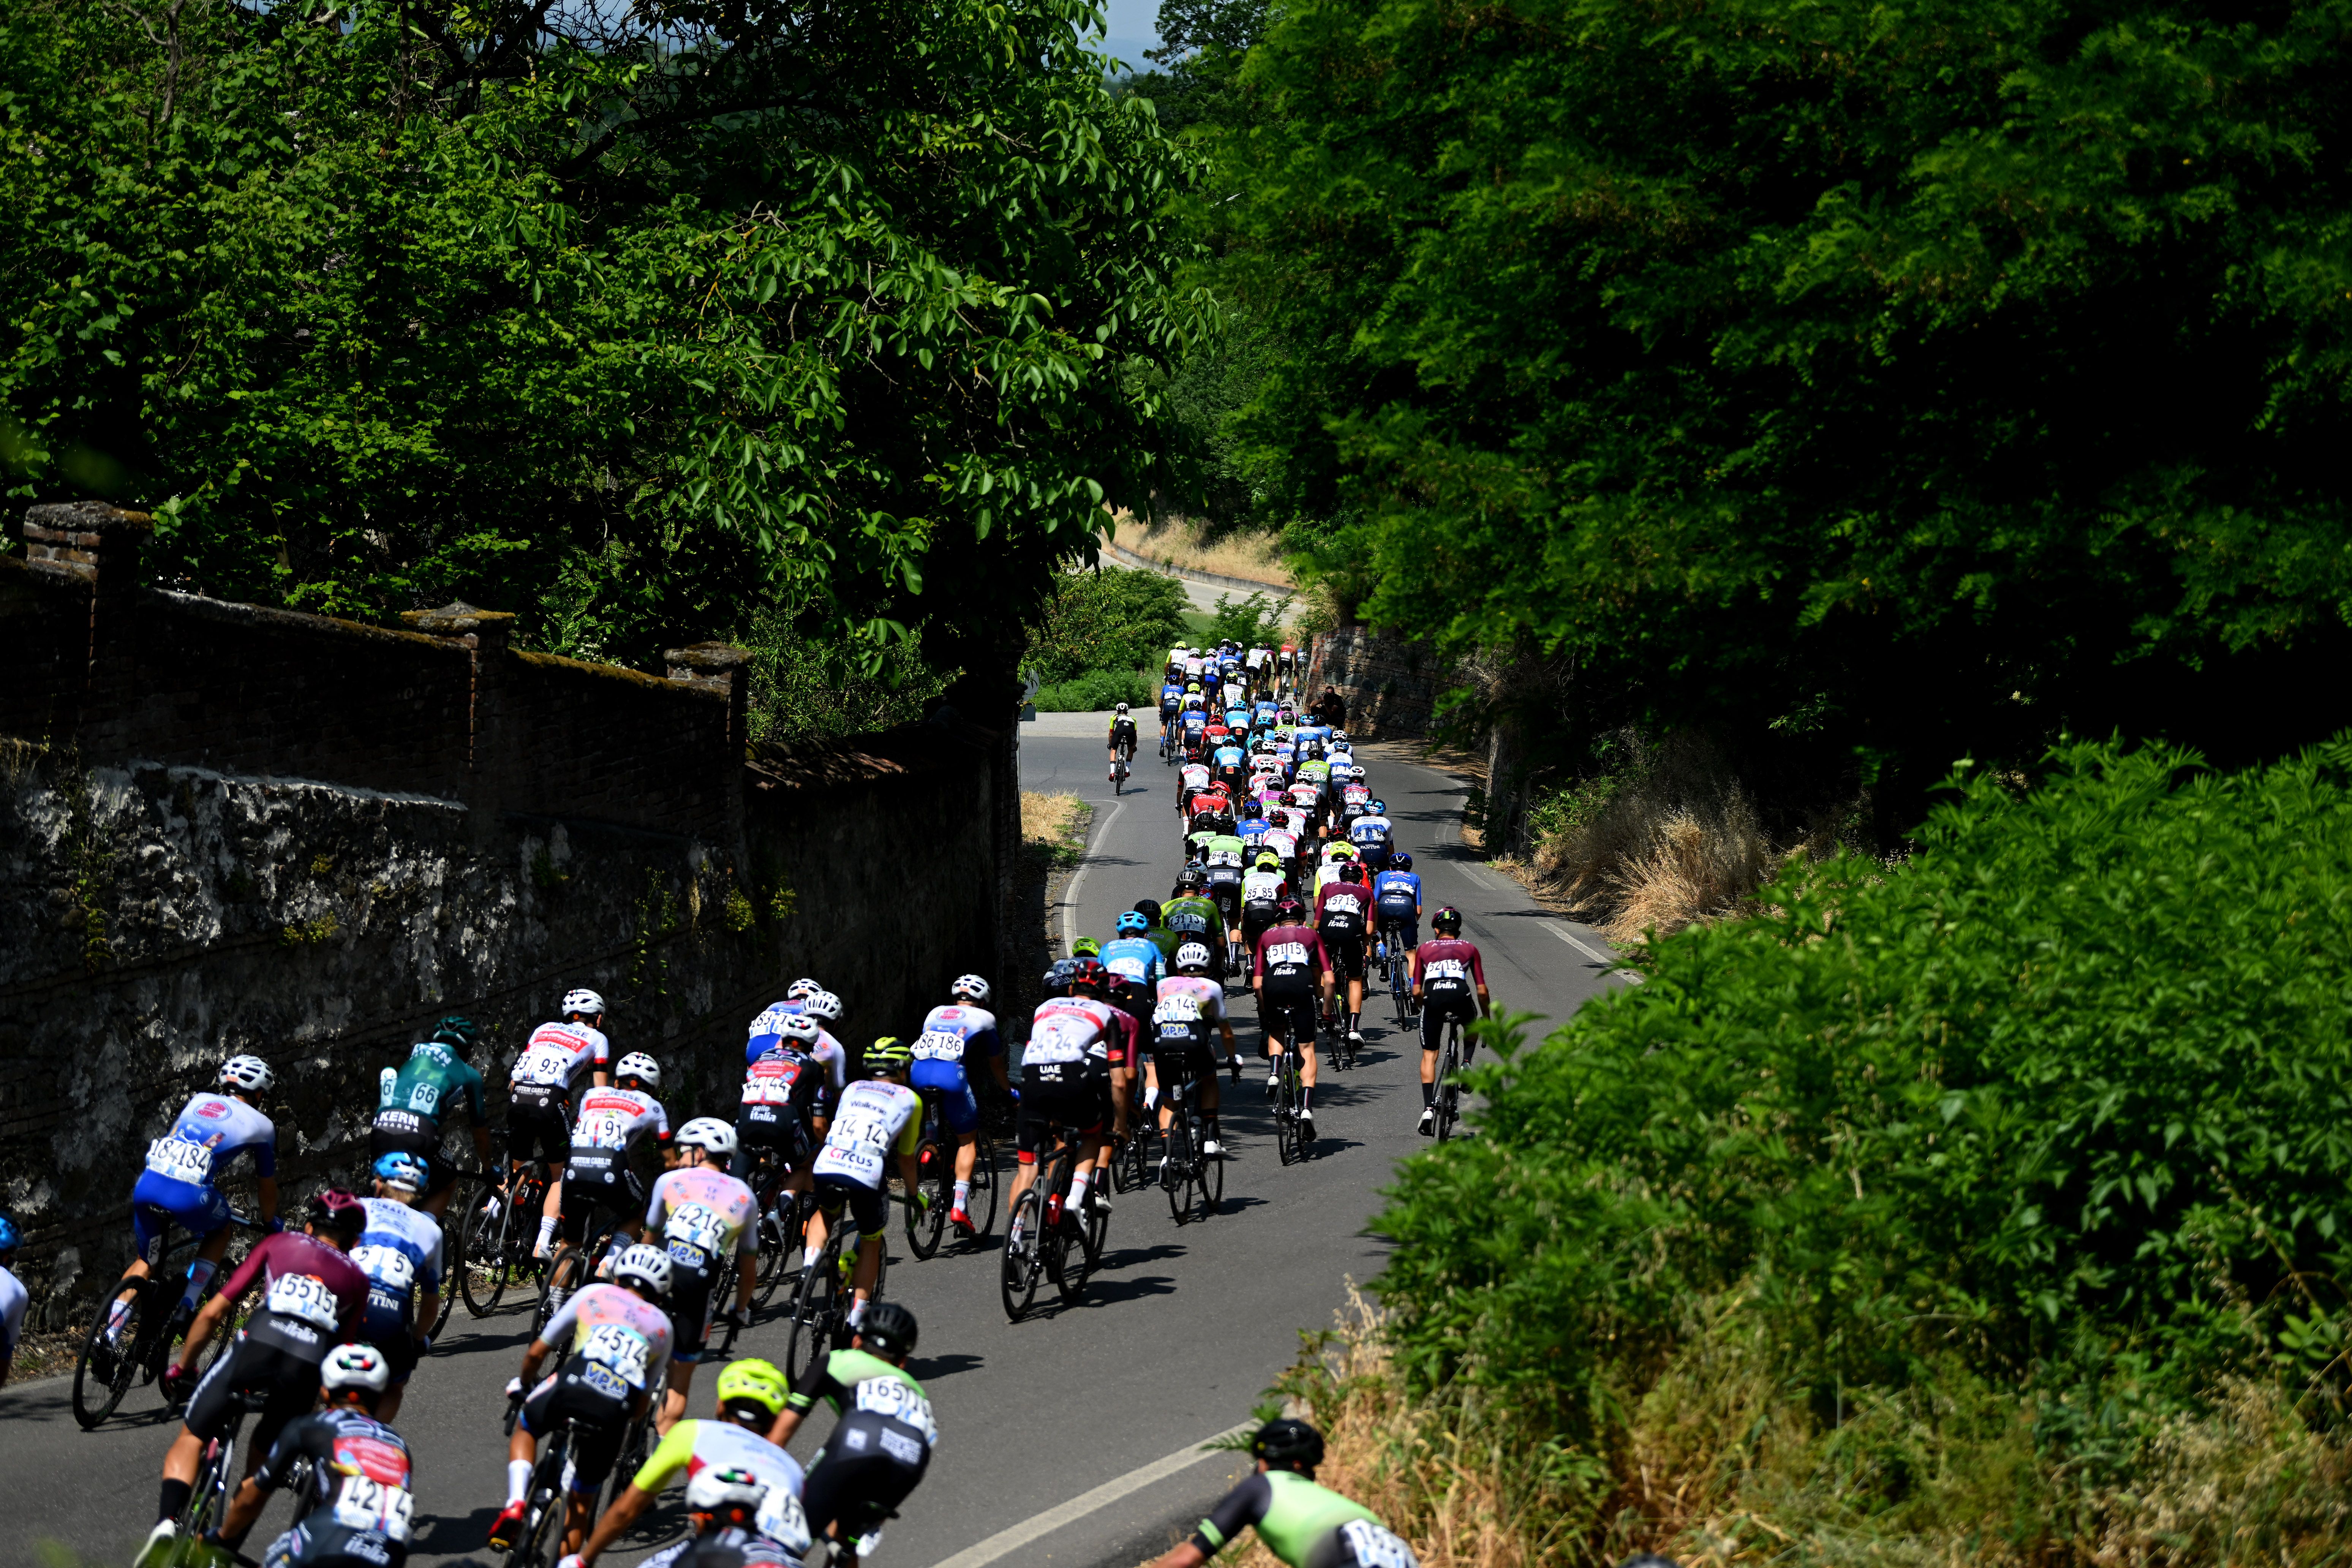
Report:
1032,667,1157,712
1025,567,1191,685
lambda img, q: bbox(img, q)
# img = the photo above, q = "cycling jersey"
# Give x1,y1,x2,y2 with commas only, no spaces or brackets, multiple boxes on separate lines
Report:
0,1264,25,1365
1205,834,1248,867
1253,924,1330,992
248,1406,418,1567
1179,763,1212,797
1100,937,1165,1004
572,1085,669,1155
1152,975,1229,1060
740,1043,822,1144
1374,870,1423,942
1109,716,1138,750
1026,996,1130,1074
1416,939,1487,999
1162,894,1222,946
632,1419,810,1554
1264,827,1302,861
910,1004,1002,1134
1316,881,1372,946
378,1040,485,1134
355,1197,444,1380
1349,812,1390,844
811,1080,922,1192
1242,869,1287,905
1238,816,1272,848
543,1282,675,1391
1159,683,1184,712
745,1011,849,1102
1143,923,1183,966
513,1020,610,1096
1212,744,1246,770
216,1231,371,1361
133,1091,277,1257
1188,1469,1409,1568
647,1166,759,1266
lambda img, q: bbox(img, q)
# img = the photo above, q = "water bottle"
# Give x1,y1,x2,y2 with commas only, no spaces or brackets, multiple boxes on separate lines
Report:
378,1066,397,1110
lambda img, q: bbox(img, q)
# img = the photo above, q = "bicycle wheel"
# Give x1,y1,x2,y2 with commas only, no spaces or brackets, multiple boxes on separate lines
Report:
71,1277,145,1428
968,1135,1001,1237
1055,1202,1095,1306
1193,1119,1225,1220
459,1184,511,1317
1164,1116,1194,1225
784,1243,838,1383
1276,1069,1304,1166
1434,1034,1461,1142
1000,1190,1044,1320
1390,954,1412,1030
508,1440,569,1568
905,1140,949,1260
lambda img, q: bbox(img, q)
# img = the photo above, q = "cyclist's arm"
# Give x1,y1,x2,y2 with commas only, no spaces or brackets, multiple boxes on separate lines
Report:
579,1422,697,1566
1471,946,1493,1014
767,1350,846,1447
177,1233,275,1373
254,1173,279,1225
1151,1473,1276,1566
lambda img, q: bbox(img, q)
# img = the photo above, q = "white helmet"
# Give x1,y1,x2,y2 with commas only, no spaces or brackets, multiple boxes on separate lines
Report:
614,1052,661,1089
785,978,822,1001
612,1242,673,1299
1174,942,1212,974
686,1464,769,1514
802,991,844,1024
561,988,605,1017
775,1015,824,1048
676,1117,738,1160
218,1055,274,1094
320,1342,392,1396
950,974,991,1005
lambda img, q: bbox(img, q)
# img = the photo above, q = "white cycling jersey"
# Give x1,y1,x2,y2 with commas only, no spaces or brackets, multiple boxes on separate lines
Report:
512,1021,609,1089
811,1080,921,1190
570,1086,669,1153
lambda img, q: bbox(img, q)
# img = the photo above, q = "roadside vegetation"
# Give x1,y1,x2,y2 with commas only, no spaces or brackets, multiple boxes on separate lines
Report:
1026,567,1191,710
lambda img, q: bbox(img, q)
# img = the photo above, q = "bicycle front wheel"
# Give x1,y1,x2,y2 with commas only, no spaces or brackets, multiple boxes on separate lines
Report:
459,1184,511,1317
71,1278,143,1429
1001,1191,1044,1321
784,1253,837,1383
968,1137,1001,1239
906,1140,948,1260
1195,1124,1225,1220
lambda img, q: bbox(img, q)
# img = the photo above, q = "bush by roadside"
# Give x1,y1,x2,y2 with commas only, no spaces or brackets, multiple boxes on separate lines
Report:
1033,669,1159,712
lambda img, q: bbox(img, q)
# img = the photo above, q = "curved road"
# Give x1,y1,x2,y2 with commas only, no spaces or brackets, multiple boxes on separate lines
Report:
2,713,1624,1568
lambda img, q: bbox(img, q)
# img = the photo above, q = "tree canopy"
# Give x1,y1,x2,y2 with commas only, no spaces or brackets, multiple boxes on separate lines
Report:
0,0,1201,688
1193,0,2352,803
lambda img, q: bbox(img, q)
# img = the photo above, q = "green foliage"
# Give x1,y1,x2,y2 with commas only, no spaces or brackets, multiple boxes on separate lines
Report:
740,603,952,748
1024,566,1191,684
1202,0,2352,797
1032,667,1159,711
1206,590,1285,650
1379,738,2352,1449
0,0,1199,672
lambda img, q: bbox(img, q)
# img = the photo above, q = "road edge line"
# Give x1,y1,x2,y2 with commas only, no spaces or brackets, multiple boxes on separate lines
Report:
1060,796,1126,953
926,1422,1252,1568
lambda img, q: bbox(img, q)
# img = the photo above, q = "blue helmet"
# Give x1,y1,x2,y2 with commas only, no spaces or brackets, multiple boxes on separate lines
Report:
1391,851,1412,871
1115,911,1150,936
1370,800,1386,815
0,1212,18,1253
373,1152,430,1193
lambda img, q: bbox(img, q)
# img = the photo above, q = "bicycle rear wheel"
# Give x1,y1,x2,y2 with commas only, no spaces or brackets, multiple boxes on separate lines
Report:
1000,1190,1044,1321
906,1140,948,1260
459,1184,511,1317
784,1249,838,1383
1434,1033,1461,1142
967,1137,1001,1239
1164,1118,1195,1225
1195,1122,1225,1219
71,1277,144,1428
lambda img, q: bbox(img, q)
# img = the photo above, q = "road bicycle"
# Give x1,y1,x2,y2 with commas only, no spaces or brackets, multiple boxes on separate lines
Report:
72,1208,256,1429
1429,1011,1470,1143
1000,1114,1106,1320
1110,741,1133,795
740,1144,811,1309
458,1164,549,1317
1271,1039,1313,1166
905,1089,999,1259
1377,922,1417,1031
500,1388,629,1568
1318,993,1358,1073
1155,1048,1224,1225
159,1383,271,1567
783,1193,895,1382
535,1203,638,1336
1108,1111,1158,1194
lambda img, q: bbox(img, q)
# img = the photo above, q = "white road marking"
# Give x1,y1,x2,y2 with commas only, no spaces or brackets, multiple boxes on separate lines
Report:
1060,797,1126,951
926,1423,1253,1568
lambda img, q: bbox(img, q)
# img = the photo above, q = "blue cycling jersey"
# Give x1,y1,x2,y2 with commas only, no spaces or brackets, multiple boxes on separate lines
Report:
1238,817,1271,845
1160,683,1184,708
1100,936,1165,995
140,1091,277,1197
1213,746,1246,768
1374,870,1423,906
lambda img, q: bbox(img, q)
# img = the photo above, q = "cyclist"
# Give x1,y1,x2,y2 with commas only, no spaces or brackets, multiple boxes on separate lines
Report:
548,1053,670,1320
1210,733,1248,798
1239,851,1288,978
1413,907,1492,1136
182,1343,412,1568
1009,959,1128,1240
1159,676,1185,751
141,1190,370,1567
1162,873,1225,982
648,1119,760,1433
810,1038,925,1339
612,1466,806,1568
1180,704,1210,761
1151,942,1235,1166
737,1015,827,1228
1148,1418,1419,1568
356,1151,444,1422
1315,860,1374,1050
1373,850,1424,973
912,975,1009,1236
1176,757,1212,819
490,1244,676,1556
1072,935,1104,960
1347,799,1394,873
1132,898,1183,971
765,1302,934,1568
798,990,855,1102
747,1004,848,1120
572,1359,810,1568
512,989,614,1260
0,1212,22,1388
370,1014,490,1220
1202,830,1249,961
1250,896,1331,1140
110,1054,280,1361
1100,917,1165,1125
1108,702,1140,783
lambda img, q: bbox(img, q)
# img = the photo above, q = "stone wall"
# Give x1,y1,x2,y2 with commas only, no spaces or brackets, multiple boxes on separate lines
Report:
1300,625,1448,740
0,502,1006,1329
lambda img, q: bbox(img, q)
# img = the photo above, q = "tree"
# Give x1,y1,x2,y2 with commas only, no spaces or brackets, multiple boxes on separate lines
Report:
1201,0,2352,814
0,0,1201,692
1023,565,1191,683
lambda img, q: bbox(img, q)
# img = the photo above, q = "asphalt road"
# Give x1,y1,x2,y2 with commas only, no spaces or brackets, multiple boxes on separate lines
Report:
3,712,1625,1568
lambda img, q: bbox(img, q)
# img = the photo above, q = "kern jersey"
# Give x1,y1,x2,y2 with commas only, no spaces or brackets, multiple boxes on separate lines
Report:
141,1092,277,1198
646,1166,759,1266
544,1282,674,1391
378,1040,485,1134
1254,924,1330,993
1416,939,1487,998
1100,937,1164,998
912,1004,1003,1067
632,1419,810,1550
217,1230,370,1360
811,1080,922,1190
571,1086,669,1154
253,1406,417,1549
355,1197,445,1328
512,1021,610,1094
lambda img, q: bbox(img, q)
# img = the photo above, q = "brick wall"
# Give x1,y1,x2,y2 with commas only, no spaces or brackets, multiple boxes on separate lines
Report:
1302,624,1450,740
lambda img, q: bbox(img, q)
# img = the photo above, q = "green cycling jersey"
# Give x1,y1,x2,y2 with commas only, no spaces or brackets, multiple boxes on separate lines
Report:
1162,894,1223,941
1190,1469,1396,1566
379,1040,486,1131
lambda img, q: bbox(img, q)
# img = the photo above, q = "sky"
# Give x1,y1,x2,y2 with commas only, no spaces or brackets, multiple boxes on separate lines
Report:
1096,0,1161,71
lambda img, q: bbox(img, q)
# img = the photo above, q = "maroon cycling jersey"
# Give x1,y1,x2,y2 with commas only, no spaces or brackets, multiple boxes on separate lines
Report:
1314,879,1372,937
1415,938,1487,997
217,1230,370,1360
1253,924,1330,991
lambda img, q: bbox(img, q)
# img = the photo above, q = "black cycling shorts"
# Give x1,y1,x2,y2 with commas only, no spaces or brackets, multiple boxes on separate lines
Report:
519,1353,634,1492
560,1151,647,1243
1015,1072,1108,1158
256,1513,405,1568
802,1411,931,1540
1259,988,1319,1043
505,1089,574,1167
368,1112,457,1198
814,1173,889,1240
1419,992,1478,1052
663,1252,721,1363
734,1106,813,1170
184,1332,321,1458
1319,929,1366,982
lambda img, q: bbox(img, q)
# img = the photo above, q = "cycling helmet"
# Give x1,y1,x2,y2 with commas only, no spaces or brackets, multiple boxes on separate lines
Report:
561,988,605,1017
1175,942,1212,974
1392,851,1412,871
676,1117,739,1161
776,1015,824,1048
1042,959,1075,998
430,1014,479,1056
1370,799,1386,815
1251,1416,1326,1470
306,1188,366,1237
1432,906,1464,935
1178,867,1206,890
685,1465,768,1521
859,1300,919,1358
803,991,845,1024
0,1213,19,1255
373,1151,429,1193
1072,936,1103,959
714,1358,789,1421
865,1037,914,1075
218,1054,274,1094
1342,861,1366,883
615,1052,661,1089
1115,911,1150,936
1255,851,1282,871
786,977,822,1000
1066,956,1110,995
1275,894,1307,922
950,974,992,1004
320,1342,393,1399
1134,898,1163,924
612,1242,675,1300
1116,702,1130,715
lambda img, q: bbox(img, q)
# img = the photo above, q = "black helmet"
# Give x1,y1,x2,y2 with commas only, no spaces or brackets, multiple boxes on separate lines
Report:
1250,1418,1325,1470
860,1301,919,1359
1042,959,1076,999
1179,867,1206,890
430,1014,479,1056
1274,894,1306,922
1134,898,1163,925
1432,905,1464,936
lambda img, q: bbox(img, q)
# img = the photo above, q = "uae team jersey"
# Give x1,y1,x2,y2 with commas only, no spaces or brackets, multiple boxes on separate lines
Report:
570,1086,669,1155
512,1021,610,1092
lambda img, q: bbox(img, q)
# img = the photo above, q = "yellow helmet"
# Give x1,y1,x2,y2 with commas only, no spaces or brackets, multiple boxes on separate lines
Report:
714,1358,789,1418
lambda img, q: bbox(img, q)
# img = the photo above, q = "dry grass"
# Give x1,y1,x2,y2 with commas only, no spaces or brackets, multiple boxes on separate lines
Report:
1022,789,1088,847
1111,512,1295,588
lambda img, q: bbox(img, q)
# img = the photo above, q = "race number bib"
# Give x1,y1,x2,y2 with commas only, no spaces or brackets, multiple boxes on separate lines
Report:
816,1099,896,1183
665,1201,730,1256
517,1046,572,1087
1156,992,1203,1022
406,1080,441,1115
756,1489,814,1554
351,1245,416,1296
145,1137,213,1185
1338,1519,1420,1567
332,1475,415,1543
1423,958,1470,987
581,1322,651,1387
912,1029,967,1064
854,1376,940,1443
1325,893,1364,917
1266,940,1310,969
265,1272,341,1331
1024,1016,1095,1067
575,1108,632,1149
